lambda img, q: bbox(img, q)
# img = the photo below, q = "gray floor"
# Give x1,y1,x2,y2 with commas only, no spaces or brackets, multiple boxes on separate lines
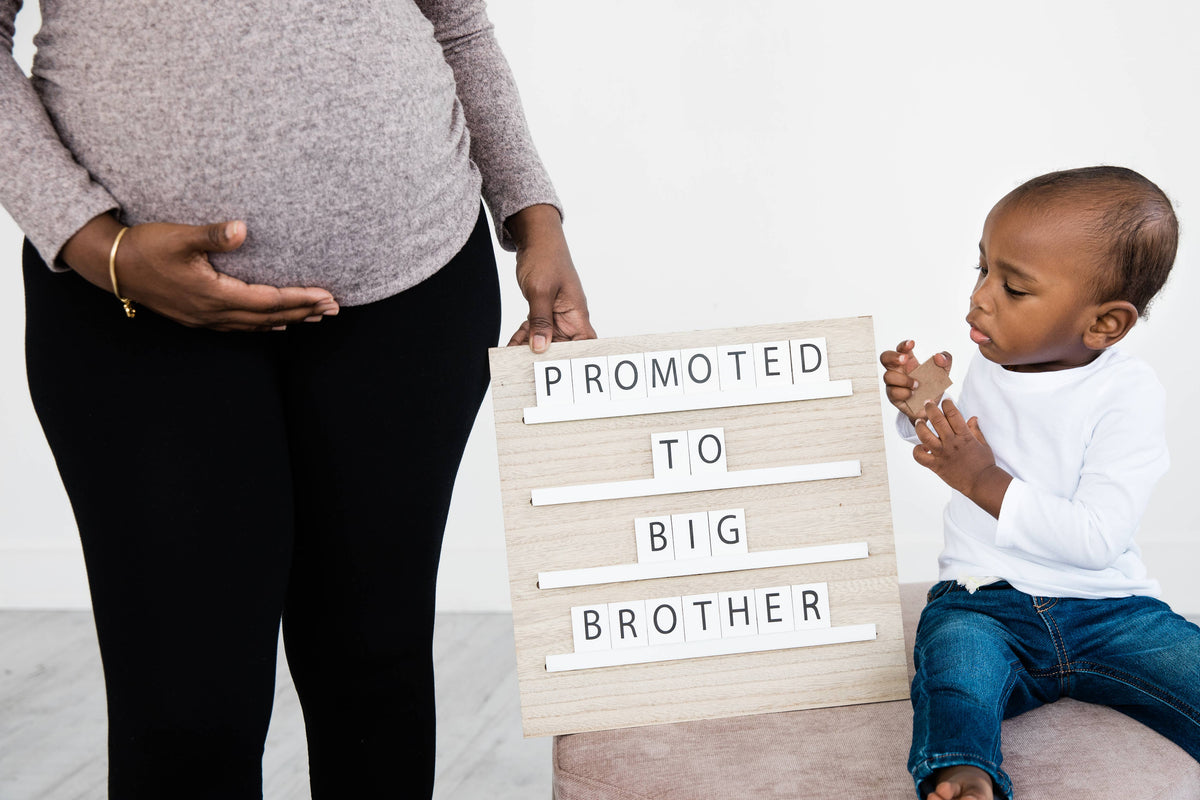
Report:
0,611,551,800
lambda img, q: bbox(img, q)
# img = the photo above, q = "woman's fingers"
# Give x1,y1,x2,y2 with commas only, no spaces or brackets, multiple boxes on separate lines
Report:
114,221,340,330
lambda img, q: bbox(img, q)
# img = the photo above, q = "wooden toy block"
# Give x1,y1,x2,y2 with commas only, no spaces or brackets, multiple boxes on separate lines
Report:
900,356,953,419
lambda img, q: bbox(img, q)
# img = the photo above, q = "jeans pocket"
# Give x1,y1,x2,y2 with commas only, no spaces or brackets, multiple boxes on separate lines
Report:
926,580,957,604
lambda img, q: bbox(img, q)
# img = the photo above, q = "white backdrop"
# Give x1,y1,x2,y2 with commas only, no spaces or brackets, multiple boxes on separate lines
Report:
2,1,1198,613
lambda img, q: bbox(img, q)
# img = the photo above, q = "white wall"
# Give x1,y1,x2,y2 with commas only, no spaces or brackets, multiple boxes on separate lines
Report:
3,1,1198,614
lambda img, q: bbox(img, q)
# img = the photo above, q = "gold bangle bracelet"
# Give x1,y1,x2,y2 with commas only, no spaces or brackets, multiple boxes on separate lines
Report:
108,226,135,318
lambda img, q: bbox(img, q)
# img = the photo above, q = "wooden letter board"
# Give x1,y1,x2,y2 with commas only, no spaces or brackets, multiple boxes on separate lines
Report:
488,317,909,737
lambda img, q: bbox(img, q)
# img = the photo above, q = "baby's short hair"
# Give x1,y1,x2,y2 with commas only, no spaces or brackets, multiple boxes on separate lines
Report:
1005,166,1178,316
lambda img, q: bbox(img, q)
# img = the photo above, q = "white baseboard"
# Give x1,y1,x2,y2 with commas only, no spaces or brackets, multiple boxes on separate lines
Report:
0,544,91,609
435,546,513,613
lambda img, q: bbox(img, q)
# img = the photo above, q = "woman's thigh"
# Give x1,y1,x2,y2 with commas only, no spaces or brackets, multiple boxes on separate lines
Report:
277,207,501,653
274,209,500,795
24,241,295,770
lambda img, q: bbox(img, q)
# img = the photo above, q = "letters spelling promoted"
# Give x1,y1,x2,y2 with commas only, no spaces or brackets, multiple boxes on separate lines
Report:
534,338,829,408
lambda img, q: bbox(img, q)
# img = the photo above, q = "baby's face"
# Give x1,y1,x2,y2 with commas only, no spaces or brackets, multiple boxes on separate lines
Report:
967,199,1107,372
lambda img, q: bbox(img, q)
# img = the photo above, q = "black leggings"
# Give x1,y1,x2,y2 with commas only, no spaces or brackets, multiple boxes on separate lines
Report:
23,209,500,799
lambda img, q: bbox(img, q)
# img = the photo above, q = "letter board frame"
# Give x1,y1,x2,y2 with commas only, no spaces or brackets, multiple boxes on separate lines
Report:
488,317,908,737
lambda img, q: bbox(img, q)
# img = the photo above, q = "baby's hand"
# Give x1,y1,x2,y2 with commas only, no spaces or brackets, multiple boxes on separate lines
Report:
880,340,952,421
914,398,1011,519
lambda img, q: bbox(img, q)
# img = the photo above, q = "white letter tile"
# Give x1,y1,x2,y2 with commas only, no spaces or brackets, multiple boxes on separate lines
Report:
645,351,683,398
534,360,574,407
646,597,686,646
754,341,793,388
570,357,610,404
651,431,690,479
681,347,720,395
755,587,795,634
792,582,832,629
670,512,711,559
790,338,830,383
716,344,756,392
635,515,675,563
608,353,647,400
609,601,649,648
682,593,722,642
708,508,748,555
571,604,611,652
718,590,759,638
688,428,727,475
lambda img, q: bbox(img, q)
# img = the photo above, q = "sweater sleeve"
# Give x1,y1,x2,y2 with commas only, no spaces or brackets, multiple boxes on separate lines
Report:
994,376,1169,571
0,1,119,267
414,0,562,251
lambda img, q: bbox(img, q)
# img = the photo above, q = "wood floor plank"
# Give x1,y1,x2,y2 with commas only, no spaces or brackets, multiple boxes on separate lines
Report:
432,613,551,799
0,611,551,799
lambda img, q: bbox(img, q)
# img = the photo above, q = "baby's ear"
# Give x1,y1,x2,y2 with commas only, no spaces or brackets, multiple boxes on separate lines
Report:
1084,300,1139,350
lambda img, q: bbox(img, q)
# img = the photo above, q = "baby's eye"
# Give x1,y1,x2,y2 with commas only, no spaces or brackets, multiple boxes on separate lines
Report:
974,263,988,276
1004,285,1028,297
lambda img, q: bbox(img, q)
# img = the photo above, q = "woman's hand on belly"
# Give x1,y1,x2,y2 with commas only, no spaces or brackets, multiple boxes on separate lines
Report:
60,213,340,331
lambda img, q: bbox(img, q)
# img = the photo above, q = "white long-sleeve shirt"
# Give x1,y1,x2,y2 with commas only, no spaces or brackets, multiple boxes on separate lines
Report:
898,347,1169,599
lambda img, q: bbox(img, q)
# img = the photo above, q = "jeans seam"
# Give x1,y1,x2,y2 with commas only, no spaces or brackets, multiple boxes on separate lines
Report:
1070,660,1200,726
1034,600,1071,685
911,669,1020,798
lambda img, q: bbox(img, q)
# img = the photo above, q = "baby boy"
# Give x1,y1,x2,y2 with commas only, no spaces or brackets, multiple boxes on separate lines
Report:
880,166,1200,800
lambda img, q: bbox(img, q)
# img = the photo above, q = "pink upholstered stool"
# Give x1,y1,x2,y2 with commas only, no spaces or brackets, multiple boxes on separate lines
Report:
553,584,1200,799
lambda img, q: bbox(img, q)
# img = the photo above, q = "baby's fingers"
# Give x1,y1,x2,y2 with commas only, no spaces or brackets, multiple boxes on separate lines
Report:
880,340,918,373
940,398,970,435
923,400,954,439
913,417,941,448
968,416,989,447
912,442,937,468
880,349,904,370
883,368,916,399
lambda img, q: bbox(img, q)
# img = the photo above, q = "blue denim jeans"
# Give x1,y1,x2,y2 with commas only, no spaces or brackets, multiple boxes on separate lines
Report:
909,580,1200,799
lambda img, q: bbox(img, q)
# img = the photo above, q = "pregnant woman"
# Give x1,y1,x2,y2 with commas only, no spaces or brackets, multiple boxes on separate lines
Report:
1,1,594,797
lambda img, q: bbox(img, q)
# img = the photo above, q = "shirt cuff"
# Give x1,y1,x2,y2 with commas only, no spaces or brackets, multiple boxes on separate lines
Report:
993,477,1028,550
895,411,919,444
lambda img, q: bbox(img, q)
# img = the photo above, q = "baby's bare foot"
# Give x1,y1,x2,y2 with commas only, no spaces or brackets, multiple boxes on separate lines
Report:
926,764,994,800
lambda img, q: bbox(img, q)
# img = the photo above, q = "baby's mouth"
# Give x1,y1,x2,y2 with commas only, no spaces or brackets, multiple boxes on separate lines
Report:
968,324,992,345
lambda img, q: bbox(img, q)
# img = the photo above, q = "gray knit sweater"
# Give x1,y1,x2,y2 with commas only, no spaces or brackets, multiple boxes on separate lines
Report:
0,0,560,305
